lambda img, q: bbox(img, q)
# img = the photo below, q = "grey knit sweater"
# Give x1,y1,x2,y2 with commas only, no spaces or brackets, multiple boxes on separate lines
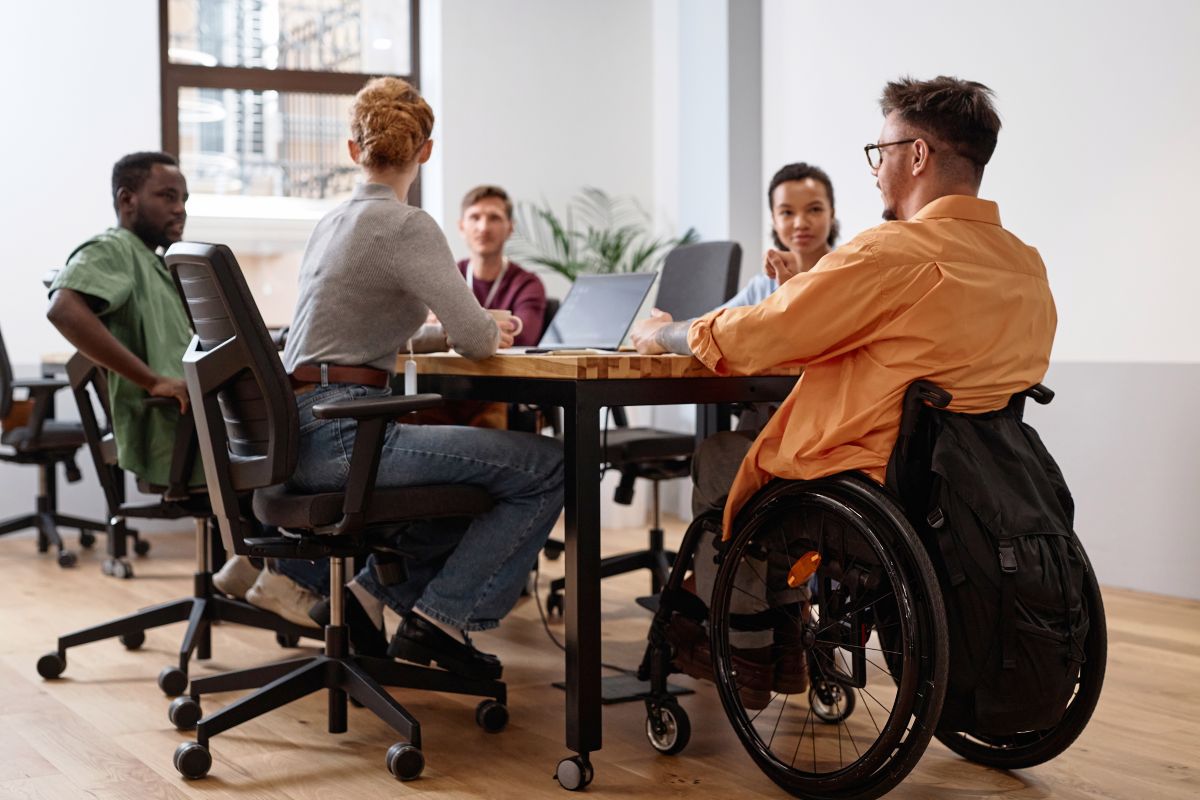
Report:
282,182,498,375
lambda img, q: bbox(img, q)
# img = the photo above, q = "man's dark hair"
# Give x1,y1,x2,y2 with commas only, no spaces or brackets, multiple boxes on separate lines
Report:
880,76,1001,182
111,151,179,212
767,162,839,249
461,184,513,220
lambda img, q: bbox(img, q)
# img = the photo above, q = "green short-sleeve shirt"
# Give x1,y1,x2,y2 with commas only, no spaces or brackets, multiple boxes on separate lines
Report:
50,227,201,487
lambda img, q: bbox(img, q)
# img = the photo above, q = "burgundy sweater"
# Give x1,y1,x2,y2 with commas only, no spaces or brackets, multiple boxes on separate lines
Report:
456,259,547,346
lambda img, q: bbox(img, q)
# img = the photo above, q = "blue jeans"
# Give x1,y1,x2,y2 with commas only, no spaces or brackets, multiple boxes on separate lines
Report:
278,384,564,631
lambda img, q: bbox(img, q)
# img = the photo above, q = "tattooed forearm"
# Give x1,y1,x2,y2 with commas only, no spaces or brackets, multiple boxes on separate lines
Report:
654,321,694,355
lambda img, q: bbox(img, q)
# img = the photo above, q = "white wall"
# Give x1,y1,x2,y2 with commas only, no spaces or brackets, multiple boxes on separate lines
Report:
761,0,1200,597
0,1,162,525
430,0,655,303
0,0,161,369
762,0,1200,364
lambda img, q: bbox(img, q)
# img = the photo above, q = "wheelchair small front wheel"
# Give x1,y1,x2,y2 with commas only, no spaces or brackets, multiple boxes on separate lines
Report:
645,698,690,755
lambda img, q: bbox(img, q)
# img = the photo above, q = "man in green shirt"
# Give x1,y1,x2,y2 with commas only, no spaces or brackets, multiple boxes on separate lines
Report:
46,151,196,488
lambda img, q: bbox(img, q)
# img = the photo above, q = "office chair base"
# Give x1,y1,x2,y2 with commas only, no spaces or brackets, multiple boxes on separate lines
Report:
40,581,322,695
0,508,107,568
176,643,507,780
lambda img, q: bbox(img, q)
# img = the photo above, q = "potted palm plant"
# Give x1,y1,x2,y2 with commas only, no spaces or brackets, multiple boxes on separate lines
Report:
509,187,697,280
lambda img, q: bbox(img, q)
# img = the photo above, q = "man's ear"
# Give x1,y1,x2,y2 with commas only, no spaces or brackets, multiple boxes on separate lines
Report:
912,138,932,177
417,138,434,164
115,186,136,216
347,138,361,164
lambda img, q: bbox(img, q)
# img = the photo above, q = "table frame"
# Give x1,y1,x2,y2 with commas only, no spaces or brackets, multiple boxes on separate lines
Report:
415,369,796,774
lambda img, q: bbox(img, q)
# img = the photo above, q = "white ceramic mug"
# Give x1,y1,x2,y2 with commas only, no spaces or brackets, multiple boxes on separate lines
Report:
487,309,524,337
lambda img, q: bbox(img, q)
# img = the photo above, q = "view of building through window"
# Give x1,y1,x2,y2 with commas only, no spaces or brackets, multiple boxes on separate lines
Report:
165,0,414,200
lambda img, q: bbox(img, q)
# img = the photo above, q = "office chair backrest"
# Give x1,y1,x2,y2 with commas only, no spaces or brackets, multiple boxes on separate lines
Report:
0,324,12,420
166,242,298,546
654,241,741,321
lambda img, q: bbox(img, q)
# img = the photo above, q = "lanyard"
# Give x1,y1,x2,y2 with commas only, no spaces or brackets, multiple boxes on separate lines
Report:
466,257,509,308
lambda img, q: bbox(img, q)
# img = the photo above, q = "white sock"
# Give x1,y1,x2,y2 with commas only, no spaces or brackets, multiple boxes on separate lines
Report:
347,579,384,630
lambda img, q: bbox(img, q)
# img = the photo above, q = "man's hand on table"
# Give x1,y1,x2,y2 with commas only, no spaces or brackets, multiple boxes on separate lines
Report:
630,309,694,356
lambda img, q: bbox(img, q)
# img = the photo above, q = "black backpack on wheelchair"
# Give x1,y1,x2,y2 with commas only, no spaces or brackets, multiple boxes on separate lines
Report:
637,382,1106,800
887,382,1095,741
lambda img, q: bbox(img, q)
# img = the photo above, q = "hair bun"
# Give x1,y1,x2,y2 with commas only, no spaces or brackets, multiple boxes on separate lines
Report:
350,77,434,170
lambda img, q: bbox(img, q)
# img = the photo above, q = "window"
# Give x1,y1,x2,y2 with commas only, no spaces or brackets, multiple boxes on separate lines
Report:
160,0,419,202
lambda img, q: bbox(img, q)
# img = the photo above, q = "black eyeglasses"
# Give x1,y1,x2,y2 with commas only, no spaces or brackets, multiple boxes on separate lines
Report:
863,139,917,170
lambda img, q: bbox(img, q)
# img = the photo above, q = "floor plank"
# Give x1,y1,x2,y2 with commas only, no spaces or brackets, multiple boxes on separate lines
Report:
0,521,1196,799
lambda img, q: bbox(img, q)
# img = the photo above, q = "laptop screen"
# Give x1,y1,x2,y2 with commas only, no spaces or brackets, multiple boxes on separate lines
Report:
539,272,658,349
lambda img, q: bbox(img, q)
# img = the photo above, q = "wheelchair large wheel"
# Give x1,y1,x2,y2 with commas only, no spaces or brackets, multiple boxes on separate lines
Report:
709,475,948,800
934,556,1107,769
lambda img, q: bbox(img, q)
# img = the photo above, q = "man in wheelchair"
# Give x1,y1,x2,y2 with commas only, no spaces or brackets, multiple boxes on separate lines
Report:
631,75,1057,706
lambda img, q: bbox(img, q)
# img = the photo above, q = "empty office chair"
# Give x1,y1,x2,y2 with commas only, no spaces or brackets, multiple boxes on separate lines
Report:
0,323,106,566
164,242,506,782
37,352,322,695
545,242,741,611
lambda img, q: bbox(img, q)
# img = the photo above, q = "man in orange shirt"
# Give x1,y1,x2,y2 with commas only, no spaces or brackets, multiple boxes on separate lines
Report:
630,75,1057,699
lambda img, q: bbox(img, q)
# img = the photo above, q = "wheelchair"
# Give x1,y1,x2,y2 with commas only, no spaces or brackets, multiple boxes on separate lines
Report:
637,383,1107,800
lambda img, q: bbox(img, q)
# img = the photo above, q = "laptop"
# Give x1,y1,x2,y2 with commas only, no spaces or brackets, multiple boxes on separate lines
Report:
526,272,658,352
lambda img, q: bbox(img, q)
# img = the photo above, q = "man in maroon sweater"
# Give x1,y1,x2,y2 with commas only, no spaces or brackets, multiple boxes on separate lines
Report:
456,185,546,346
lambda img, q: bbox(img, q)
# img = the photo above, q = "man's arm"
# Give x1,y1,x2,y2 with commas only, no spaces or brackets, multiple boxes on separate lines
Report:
47,288,189,411
629,310,694,356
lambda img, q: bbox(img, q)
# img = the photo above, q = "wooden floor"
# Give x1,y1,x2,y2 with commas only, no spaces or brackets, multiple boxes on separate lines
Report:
0,520,1197,800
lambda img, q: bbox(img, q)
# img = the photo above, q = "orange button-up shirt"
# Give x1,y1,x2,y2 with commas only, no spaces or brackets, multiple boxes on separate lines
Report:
687,195,1057,534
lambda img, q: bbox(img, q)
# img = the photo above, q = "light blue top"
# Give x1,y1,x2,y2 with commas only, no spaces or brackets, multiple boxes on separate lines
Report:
717,274,779,310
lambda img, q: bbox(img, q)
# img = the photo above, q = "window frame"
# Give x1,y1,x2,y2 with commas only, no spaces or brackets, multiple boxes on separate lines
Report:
157,0,422,203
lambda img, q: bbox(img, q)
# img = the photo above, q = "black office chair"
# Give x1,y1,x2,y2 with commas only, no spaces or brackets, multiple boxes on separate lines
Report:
545,242,741,611
0,323,107,567
164,242,507,782
37,352,322,695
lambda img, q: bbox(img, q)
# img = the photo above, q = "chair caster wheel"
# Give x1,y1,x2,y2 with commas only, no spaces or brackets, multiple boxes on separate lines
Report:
79,531,96,548
386,742,424,781
103,558,134,579
57,550,77,568
555,755,594,790
809,680,855,723
133,537,151,556
37,651,66,679
173,741,211,779
168,696,202,731
275,632,299,648
546,591,564,617
158,665,188,696
645,698,690,755
475,699,509,733
119,630,145,650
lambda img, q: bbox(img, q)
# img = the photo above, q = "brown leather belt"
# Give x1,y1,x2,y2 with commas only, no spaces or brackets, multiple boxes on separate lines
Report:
288,363,390,391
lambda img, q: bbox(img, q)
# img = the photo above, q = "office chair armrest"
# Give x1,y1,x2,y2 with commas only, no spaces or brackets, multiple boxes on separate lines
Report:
12,378,69,392
11,378,70,440
312,393,444,420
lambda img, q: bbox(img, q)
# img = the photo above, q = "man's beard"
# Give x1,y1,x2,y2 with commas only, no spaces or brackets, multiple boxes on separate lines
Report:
131,216,178,251
881,208,898,222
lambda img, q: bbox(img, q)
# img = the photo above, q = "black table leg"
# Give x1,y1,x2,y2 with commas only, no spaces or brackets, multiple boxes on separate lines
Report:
563,392,602,761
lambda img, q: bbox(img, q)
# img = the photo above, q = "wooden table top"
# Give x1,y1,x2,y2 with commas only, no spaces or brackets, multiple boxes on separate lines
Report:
404,351,803,381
